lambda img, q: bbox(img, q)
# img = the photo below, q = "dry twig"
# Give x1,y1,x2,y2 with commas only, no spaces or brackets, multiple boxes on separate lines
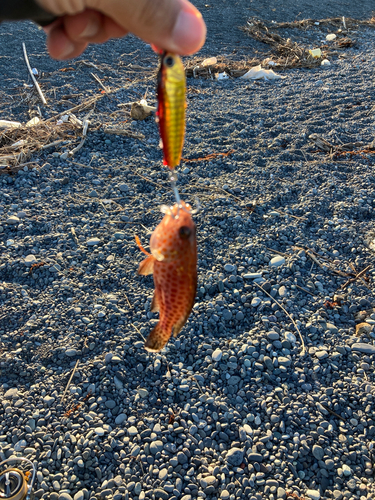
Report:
22,43,47,105
61,360,79,403
254,281,306,356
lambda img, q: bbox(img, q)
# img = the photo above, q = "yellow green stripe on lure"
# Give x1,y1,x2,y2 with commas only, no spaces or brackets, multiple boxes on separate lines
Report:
157,52,186,170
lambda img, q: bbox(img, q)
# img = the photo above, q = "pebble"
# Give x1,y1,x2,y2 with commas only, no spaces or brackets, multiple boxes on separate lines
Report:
24,254,37,266
251,297,261,307
269,256,285,267
6,215,19,224
342,464,352,476
224,264,235,272
306,490,321,500
312,445,324,460
243,273,263,279
150,441,163,455
87,237,101,246
212,348,223,362
226,447,243,466
59,494,73,500
351,343,375,354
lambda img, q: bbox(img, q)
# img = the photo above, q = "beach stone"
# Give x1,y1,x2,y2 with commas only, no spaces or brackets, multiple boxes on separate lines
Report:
277,487,286,499
6,215,19,225
59,494,73,500
243,273,263,279
278,356,291,367
4,388,18,399
263,356,274,371
312,445,324,460
222,309,232,320
87,237,101,246
212,349,223,362
251,297,261,307
351,343,375,354
220,490,230,499
24,254,37,266
128,426,138,437
342,464,352,476
200,476,217,488
150,441,163,455
224,264,235,272
88,190,98,197
65,348,77,357
306,490,321,500
154,489,169,500
270,256,285,267
226,447,243,466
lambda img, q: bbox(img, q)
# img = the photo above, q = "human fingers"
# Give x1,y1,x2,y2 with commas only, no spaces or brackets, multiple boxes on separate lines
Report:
45,19,88,59
44,10,127,59
38,0,206,55
63,9,127,44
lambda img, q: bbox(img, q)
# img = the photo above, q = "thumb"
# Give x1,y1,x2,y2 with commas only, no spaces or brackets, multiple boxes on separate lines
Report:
38,0,206,55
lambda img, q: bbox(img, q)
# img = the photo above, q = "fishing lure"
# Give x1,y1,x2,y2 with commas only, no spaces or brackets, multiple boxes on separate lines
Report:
157,52,186,171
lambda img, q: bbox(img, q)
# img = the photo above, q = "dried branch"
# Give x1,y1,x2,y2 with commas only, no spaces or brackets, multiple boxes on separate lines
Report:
22,43,47,105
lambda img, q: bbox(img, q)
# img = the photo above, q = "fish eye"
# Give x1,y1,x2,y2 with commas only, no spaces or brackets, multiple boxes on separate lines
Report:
164,56,174,68
179,226,191,239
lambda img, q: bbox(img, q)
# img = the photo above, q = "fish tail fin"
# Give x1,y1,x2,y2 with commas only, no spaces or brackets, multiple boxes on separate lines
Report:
144,323,170,353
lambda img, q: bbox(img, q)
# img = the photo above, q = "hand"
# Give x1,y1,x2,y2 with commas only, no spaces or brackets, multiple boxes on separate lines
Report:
37,0,206,60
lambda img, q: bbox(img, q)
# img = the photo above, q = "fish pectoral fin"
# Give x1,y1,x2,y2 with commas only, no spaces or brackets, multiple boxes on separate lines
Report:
138,255,155,276
144,323,170,353
151,291,160,313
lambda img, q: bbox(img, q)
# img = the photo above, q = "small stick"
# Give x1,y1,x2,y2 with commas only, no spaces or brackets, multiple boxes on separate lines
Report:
190,375,205,395
132,171,164,188
61,360,79,403
274,209,307,221
320,403,346,422
295,284,315,296
132,323,146,342
341,265,371,289
123,292,132,309
91,72,109,92
265,247,290,257
254,281,306,356
41,139,65,150
22,43,47,105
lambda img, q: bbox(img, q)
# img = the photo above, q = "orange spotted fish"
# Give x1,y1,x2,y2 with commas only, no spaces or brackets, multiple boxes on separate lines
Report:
136,201,197,352
157,52,186,170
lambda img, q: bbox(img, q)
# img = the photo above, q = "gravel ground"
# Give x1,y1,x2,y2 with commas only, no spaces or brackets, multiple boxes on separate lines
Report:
1,3,375,500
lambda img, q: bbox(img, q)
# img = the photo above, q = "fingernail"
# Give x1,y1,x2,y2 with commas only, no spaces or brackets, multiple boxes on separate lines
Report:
79,18,100,38
171,7,206,54
58,41,75,59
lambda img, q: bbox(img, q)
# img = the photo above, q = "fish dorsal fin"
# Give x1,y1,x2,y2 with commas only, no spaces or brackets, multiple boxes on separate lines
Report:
138,255,155,276
151,290,160,312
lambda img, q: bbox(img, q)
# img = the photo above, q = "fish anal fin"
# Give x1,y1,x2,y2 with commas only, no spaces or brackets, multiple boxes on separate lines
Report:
144,322,171,353
138,255,155,276
151,290,160,312
172,313,189,338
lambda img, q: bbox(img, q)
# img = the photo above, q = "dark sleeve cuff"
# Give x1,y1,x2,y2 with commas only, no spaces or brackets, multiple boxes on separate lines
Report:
0,0,58,26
